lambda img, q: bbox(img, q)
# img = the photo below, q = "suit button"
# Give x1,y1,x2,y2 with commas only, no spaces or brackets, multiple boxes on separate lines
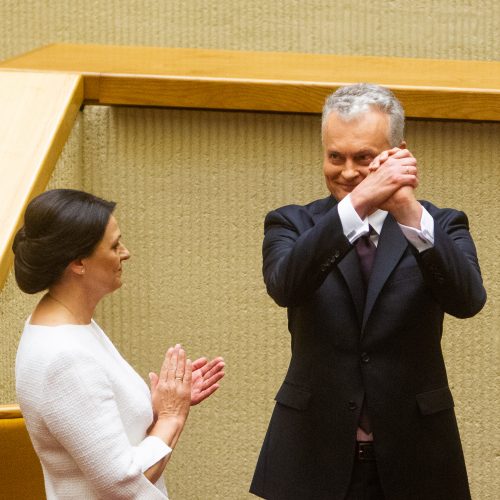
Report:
348,401,357,411
361,352,370,363
334,250,340,258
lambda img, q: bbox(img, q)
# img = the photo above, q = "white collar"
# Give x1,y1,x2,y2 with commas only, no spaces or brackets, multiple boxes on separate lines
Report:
367,209,388,235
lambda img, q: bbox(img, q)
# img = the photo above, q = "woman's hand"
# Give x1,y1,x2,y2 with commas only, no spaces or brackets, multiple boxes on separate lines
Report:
148,345,192,438
145,345,192,483
190,356,225,405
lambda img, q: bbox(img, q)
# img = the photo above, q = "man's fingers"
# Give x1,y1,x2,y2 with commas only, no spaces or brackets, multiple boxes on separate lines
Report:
390,148,414,159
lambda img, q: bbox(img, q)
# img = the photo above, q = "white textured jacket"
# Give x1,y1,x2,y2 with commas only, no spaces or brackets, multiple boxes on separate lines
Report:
16,319,170,499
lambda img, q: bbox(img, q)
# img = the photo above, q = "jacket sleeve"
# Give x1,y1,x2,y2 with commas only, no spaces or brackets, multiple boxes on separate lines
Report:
42,350,169,500
416,206,486,318
263,204,352,307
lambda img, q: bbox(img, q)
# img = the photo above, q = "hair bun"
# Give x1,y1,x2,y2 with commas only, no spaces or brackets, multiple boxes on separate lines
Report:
12,226,27,254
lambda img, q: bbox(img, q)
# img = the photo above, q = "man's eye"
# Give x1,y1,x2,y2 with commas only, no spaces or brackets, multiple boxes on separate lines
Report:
357,155,373,165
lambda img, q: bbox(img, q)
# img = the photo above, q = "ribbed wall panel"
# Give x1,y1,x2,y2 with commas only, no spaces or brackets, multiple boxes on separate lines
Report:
0,106,498,498
406,120,499,500
1,1,498,61
0,115,83,398
79,107,498,499
78,107,325,498
1,1,499,498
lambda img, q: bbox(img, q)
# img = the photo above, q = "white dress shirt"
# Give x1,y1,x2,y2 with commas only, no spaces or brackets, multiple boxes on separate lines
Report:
337,194,434,251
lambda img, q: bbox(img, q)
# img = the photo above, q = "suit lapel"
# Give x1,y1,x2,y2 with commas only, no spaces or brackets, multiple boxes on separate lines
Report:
362,214,409,332
312,196,365,326
338,250,365,326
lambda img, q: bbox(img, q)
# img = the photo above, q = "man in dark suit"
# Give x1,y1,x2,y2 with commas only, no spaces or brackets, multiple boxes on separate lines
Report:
250,83,486,500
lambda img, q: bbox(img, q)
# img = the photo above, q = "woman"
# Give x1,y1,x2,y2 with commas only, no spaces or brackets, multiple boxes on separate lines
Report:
13,189,225,499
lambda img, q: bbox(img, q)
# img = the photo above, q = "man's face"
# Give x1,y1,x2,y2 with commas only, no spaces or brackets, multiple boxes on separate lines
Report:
322,109,393,201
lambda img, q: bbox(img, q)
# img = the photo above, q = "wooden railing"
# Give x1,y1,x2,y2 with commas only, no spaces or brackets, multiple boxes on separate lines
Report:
0,403,22,419
2,44,500,120
1,44,499,290
0,403,46,496
0,71,83,290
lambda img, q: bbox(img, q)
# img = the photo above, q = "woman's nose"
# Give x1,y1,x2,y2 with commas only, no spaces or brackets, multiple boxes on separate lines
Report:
121,246,131,260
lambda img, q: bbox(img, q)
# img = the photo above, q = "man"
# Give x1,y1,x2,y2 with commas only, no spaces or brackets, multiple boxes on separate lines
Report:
250,84,486,500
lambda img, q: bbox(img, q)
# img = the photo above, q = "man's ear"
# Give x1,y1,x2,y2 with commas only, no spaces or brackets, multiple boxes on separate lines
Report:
399,140,407,149
68,259,86,276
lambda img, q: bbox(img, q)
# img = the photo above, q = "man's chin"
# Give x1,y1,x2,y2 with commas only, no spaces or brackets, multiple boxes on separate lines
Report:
330,189,350,201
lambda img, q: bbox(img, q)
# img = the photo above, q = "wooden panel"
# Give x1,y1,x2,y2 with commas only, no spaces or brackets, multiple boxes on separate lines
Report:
0,404,22,419
2,44,499,121
0,70,83,291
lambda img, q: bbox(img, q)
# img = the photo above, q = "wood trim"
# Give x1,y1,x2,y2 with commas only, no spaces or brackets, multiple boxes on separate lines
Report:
1,44,499,121
0,43,499,291
0,404,22,419
0,71,83,291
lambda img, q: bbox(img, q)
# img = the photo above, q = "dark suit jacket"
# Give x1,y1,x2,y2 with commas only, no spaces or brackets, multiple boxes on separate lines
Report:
250,196,486,500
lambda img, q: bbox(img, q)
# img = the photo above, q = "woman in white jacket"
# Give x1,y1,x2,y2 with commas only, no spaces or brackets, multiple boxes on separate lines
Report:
14,189,225,499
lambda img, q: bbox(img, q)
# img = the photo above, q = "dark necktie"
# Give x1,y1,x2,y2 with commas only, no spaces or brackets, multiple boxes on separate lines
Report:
355,228,377,287
354,227,377,434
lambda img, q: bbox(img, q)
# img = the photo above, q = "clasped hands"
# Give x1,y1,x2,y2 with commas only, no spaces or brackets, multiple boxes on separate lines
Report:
351,147,422,228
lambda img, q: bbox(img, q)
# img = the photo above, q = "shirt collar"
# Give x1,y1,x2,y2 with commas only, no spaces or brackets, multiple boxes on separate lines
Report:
367,209,388,235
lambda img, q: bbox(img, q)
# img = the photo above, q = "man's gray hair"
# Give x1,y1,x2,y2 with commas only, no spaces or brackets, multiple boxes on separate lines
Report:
322,83,405,147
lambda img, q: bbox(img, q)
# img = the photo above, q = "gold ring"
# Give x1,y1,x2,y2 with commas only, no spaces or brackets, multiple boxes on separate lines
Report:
175,376,183,381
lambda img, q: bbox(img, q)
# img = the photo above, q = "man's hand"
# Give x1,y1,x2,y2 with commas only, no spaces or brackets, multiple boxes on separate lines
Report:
369,148,422,228
350,147,418,219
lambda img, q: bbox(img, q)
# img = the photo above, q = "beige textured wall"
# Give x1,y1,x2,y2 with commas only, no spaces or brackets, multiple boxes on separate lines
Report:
0,115,84,399
83,111,500,500
0,0,499,61
1,1,499,499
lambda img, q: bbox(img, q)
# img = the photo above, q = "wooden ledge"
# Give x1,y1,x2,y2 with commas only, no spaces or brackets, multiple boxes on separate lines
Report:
0,404,22,419
0,70,83,290
1,44,499,290
2,44,499,121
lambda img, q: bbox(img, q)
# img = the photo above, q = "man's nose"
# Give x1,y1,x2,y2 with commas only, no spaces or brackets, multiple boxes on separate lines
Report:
342,159,360,179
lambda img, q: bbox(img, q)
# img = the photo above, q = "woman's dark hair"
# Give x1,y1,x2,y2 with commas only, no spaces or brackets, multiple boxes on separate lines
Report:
12,189,116,294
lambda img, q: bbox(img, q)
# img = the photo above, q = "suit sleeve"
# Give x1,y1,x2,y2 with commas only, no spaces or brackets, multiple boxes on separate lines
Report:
263,204,352,307
42,350,169,500
416,206,486,318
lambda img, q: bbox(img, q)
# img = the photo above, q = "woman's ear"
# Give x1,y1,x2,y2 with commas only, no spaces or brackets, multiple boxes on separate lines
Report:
68,259,86,276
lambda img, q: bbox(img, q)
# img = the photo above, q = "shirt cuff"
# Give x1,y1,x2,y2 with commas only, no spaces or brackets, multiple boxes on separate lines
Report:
398,205,435,253
135,436,172,473
337,194,369,243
